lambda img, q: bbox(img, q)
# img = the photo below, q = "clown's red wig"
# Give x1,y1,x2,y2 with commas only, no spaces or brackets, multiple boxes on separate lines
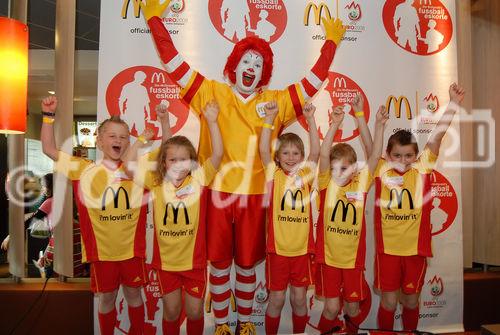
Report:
223,36,274,88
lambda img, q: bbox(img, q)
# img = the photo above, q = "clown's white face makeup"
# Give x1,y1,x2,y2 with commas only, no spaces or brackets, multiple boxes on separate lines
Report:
235,51,263,95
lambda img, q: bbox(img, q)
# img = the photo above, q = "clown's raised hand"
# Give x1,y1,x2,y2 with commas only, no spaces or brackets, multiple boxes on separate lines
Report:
321,17,346,45
140,0,170,21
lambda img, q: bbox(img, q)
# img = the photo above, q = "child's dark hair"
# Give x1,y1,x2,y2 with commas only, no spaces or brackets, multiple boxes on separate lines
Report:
97,115,130,135
330,143,357,165
386,130,419,155
157,136,198,181
274,133,305,167
40,173,53,198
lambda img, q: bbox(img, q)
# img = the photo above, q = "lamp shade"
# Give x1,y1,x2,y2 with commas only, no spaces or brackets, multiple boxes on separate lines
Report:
0,17,28,134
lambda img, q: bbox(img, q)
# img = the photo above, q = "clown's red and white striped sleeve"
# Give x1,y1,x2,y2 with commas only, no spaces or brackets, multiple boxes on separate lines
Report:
297,40,337,101
148,16,195,88
286,40,337,118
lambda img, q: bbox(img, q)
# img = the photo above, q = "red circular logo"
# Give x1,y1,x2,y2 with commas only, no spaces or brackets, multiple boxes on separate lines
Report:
208,0,287,44
302,72,370,143
382,0,453,56
429,170,458,236
105,66,189,140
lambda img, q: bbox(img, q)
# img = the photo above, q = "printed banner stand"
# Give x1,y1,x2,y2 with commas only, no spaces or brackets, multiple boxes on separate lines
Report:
95,1,463,333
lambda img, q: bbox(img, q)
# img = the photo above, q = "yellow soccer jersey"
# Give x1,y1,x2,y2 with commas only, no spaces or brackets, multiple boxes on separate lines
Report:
139,153,216,271
55,151,148,263
181,72,305,195
374,148,437,256
266,163,316,257
316,167,373,269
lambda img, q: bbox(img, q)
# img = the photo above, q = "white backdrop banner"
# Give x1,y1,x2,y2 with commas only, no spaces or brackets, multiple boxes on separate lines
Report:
95,0,463,333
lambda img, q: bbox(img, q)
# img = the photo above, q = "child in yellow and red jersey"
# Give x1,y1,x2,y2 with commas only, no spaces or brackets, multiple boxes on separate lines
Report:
374,83,465,331
123,101,223,335
259,102,319,335
40,96,149,335
316,95,388,334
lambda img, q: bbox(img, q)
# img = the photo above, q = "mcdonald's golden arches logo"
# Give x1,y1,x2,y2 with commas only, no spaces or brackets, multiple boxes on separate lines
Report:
388,188,414,210
386,95,413,120
163,202,190,225
101,186,130,210
304,2,332,26
332,76,347,89
121,0,142,19
151,72,166,84
331,200,357,225
281,189,305,213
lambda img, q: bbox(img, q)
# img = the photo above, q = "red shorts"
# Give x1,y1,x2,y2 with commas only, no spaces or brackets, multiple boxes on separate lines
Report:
90,257,147,293
157,268,207,299
265,254,313,291
374,253,427,294
315,263,367,301
207,190,266,267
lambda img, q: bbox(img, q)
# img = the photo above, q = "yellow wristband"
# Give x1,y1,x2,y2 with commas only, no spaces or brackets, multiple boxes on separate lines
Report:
262,123,274,130
354,111,365,118
42,117,54,124
137,135,148,144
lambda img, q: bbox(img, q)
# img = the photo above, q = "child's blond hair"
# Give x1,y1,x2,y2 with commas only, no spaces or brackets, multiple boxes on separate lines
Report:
274,133,305,167
157,136,197,181
97,115,130,135
330,143,357,164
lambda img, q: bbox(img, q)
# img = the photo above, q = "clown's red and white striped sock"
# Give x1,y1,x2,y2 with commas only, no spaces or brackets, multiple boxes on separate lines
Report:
235,265,256,322
210,261,232,325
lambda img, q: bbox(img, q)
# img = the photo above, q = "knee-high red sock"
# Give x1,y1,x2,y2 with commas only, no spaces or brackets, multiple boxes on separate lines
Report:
265,314,280,335
128,304,145,335
98,308,117,335
402,306,419,331
317,314,336,333
162,318,180,335
292,313,308,333
345,312,364,334
187,317,204,335
377,304,395,330
210,261,232,325
235,265,256,323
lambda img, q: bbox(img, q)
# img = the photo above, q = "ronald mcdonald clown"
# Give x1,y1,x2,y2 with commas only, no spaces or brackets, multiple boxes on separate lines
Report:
140,1,346,334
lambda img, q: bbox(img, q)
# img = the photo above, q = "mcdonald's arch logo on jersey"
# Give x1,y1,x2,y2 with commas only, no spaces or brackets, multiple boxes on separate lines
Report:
386,95,413,120
101,186,130,210
388,188,414,210
304,2,331,26
331,200,357,225
163,202,190,225
281,189,305,213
